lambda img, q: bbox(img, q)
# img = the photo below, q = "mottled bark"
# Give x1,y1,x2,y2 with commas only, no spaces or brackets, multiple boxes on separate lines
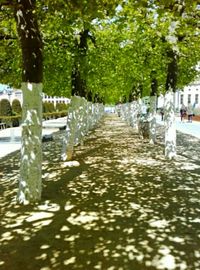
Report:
149,96,157,144
62,97,104,161
160,7,179,159
130,101,139,129
164,91,176,159
14,0,43,203
149,74,158,144
62,96,79,161
18,83,42,203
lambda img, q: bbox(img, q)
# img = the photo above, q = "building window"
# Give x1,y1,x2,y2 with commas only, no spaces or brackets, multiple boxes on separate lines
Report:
195,94,199,104
180,94,184,104
188,94,191,104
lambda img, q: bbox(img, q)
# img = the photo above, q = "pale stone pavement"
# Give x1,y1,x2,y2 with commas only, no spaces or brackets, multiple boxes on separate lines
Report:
0,114,200,270
0,117,67,158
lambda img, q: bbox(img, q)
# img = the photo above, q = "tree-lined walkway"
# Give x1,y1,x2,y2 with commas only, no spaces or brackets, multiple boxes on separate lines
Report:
0,114,200,270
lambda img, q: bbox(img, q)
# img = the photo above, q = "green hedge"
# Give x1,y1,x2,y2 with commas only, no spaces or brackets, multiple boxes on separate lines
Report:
12,99,22,114
0,99,12,116
43,110,68,120
0,115,21,127
43,102,55,113
56,102,69,111
0,111,68,127
0,99,68,128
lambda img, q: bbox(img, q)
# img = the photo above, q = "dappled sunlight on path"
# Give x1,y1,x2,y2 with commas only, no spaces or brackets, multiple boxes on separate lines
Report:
0,114,200,270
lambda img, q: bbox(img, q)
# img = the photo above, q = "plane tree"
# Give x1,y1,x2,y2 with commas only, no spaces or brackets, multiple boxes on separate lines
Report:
156,0,200,158
77,1,199,149
113,0,200,156
0,0,121,204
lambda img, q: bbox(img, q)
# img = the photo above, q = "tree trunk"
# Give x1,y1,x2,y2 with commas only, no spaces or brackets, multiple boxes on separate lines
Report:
130,101,139,129
71,64,87,97
62,96,80,161
164,48,178,159
14,0,43,203
149,73,158,144
164,91,176,159
149,95,157,144
163,13,179,158
18,83,42,203
71,29,96,100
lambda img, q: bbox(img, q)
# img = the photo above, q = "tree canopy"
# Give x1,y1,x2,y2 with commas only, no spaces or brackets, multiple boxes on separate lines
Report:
0,0,199,103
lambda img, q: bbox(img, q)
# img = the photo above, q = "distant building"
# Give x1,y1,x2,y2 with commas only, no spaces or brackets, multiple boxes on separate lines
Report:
178,79,200,108
0,86,70,106
157,78,200,110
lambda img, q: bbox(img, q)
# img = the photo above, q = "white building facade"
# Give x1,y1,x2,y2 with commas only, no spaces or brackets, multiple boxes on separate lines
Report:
0,88,70,106
157,79,200,113
178,80,200,108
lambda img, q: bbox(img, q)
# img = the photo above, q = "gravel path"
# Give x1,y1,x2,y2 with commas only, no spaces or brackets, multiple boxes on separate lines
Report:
0,114,200,270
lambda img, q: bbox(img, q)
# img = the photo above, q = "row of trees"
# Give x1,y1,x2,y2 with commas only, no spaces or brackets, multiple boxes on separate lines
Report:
0,0,199,203
1,1,199,101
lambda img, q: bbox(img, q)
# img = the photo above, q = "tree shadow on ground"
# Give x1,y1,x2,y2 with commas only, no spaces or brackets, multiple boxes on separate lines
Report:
0,115,200,270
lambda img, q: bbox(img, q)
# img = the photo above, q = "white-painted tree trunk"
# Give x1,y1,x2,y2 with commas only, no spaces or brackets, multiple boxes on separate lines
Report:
74,97,83,146
62,96,104,161
136,99,143,131
78,98,87,144
149,95,157,144
164,91,176,159
18,82,43,204
117,101,139,130
62,96,79,161
87,102,93,131
132,101,140,130
136,101,141,131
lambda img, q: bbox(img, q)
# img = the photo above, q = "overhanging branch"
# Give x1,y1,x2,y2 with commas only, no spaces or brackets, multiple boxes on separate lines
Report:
0,34,17,40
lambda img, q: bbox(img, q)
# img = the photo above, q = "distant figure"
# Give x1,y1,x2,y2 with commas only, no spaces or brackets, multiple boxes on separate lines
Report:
187,102,193,122
160,107,164,121
116,102,121,117
141,103,147,116
180,104,186,122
